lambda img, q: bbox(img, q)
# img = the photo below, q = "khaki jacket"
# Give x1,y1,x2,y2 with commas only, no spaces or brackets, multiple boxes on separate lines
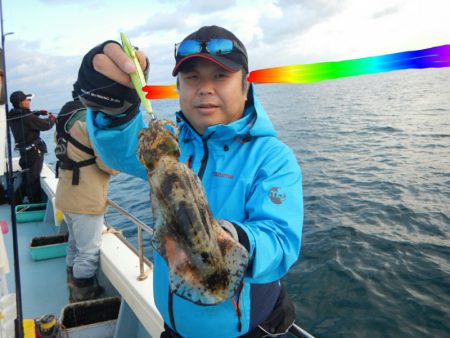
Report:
55,119,118,215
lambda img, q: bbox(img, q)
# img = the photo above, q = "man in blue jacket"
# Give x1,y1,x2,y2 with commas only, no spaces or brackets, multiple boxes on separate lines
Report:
74,25,303,338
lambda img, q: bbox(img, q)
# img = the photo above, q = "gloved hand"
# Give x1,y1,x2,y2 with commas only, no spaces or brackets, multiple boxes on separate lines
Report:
48,113,56,123
33,110,49,116
218,219,239,241
73,40,148,124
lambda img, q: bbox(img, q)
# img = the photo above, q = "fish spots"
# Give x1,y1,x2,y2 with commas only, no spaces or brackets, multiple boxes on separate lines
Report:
138,119,249,304
201,251,211,264
160,172,179,196
204,269,230,292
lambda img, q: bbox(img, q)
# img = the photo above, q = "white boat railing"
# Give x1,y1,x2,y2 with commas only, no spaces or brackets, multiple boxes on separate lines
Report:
106,198,153,281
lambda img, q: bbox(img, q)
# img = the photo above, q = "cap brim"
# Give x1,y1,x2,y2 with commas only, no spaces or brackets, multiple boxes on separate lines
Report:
172,53,242,76
26,93,34,100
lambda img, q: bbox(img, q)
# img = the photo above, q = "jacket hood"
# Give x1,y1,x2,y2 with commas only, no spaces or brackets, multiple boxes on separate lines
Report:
176,84,277,141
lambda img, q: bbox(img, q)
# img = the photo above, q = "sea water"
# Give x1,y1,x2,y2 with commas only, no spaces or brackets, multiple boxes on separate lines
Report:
40,67,450,337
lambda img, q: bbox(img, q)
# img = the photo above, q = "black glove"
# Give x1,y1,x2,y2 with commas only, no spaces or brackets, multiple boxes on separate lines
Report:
73,40,140,127
33,110,49,116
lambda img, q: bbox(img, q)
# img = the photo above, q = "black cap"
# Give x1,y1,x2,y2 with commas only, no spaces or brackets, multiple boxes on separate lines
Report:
172,25,248,76
10,91,33,108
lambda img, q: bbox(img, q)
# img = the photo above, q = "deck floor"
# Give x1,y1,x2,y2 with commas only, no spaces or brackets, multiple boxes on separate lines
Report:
1,203,70,319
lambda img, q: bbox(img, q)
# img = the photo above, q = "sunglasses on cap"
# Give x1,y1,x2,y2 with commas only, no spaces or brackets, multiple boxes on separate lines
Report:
174,39,245,58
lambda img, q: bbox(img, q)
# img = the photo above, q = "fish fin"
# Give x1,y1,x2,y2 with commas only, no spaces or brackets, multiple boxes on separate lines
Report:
150,219,167,257
170,270,223,305
171,229,249,305
162,235,219,304
216,228,249,299
150,190,159,227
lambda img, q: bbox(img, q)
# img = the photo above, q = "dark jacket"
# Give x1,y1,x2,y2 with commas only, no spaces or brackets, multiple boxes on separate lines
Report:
7,108,55,149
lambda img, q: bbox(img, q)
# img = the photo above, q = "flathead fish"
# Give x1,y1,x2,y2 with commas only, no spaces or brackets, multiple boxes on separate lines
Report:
137,120,248,305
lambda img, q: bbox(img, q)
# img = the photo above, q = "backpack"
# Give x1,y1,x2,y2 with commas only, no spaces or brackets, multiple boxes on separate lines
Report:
55,100,96,185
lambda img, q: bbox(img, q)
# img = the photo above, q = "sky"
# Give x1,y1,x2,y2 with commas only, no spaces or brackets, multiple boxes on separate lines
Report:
2,0,450,109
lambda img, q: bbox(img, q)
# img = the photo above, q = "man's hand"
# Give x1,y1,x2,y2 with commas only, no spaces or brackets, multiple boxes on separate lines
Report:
48,113,56,123
73,40,148,119
92,43,148,88
33,110,49,116
218,219,239,241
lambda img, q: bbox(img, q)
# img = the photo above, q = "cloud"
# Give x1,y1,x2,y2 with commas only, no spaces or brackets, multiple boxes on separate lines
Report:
38,0,102,6
372,6,399,19
259,0,345,44
185,0,237,13
5,40,79,110
5,0,450,111
127,0,238,37
127,12,191,35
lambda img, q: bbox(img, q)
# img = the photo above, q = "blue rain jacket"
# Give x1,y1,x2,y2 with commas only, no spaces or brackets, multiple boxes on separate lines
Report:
86,84,303,337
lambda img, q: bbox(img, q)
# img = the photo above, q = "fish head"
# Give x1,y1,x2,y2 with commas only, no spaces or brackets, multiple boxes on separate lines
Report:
138,119,180,171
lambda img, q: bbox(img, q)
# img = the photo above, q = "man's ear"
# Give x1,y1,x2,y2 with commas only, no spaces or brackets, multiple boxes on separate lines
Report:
244,80,250,100
242,71,250,98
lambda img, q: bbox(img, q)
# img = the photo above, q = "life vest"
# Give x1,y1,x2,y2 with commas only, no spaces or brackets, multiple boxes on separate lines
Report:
54,100,96,185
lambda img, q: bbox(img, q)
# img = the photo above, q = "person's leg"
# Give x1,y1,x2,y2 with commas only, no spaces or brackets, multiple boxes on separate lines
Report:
28,151,44,203
67,212,104,302
17,154,30,204
64,213,77,285
70,213,103,279
64,213,77,302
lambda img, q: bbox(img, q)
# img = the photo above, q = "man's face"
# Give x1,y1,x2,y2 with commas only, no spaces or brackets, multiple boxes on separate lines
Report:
20,98,30,109
178,59,248,135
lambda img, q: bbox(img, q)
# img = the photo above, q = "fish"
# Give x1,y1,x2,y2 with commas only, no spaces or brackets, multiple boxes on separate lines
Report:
137,119,249,305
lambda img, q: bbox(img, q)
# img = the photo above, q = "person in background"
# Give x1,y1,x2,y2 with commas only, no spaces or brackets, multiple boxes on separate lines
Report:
74,25,303,337
8,91,55,203
54,93,118,302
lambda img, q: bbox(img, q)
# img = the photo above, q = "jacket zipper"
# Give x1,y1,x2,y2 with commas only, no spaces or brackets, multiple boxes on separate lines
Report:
231,282,245,332
168,288,177,332
198,134,213,179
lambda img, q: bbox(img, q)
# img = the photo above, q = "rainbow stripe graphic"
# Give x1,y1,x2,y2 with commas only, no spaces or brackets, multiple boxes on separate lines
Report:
142,84,178,99
143,44,450,99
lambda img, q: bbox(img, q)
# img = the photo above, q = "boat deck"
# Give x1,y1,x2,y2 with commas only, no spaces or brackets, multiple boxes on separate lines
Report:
1,203,69,319
0,162,164,337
